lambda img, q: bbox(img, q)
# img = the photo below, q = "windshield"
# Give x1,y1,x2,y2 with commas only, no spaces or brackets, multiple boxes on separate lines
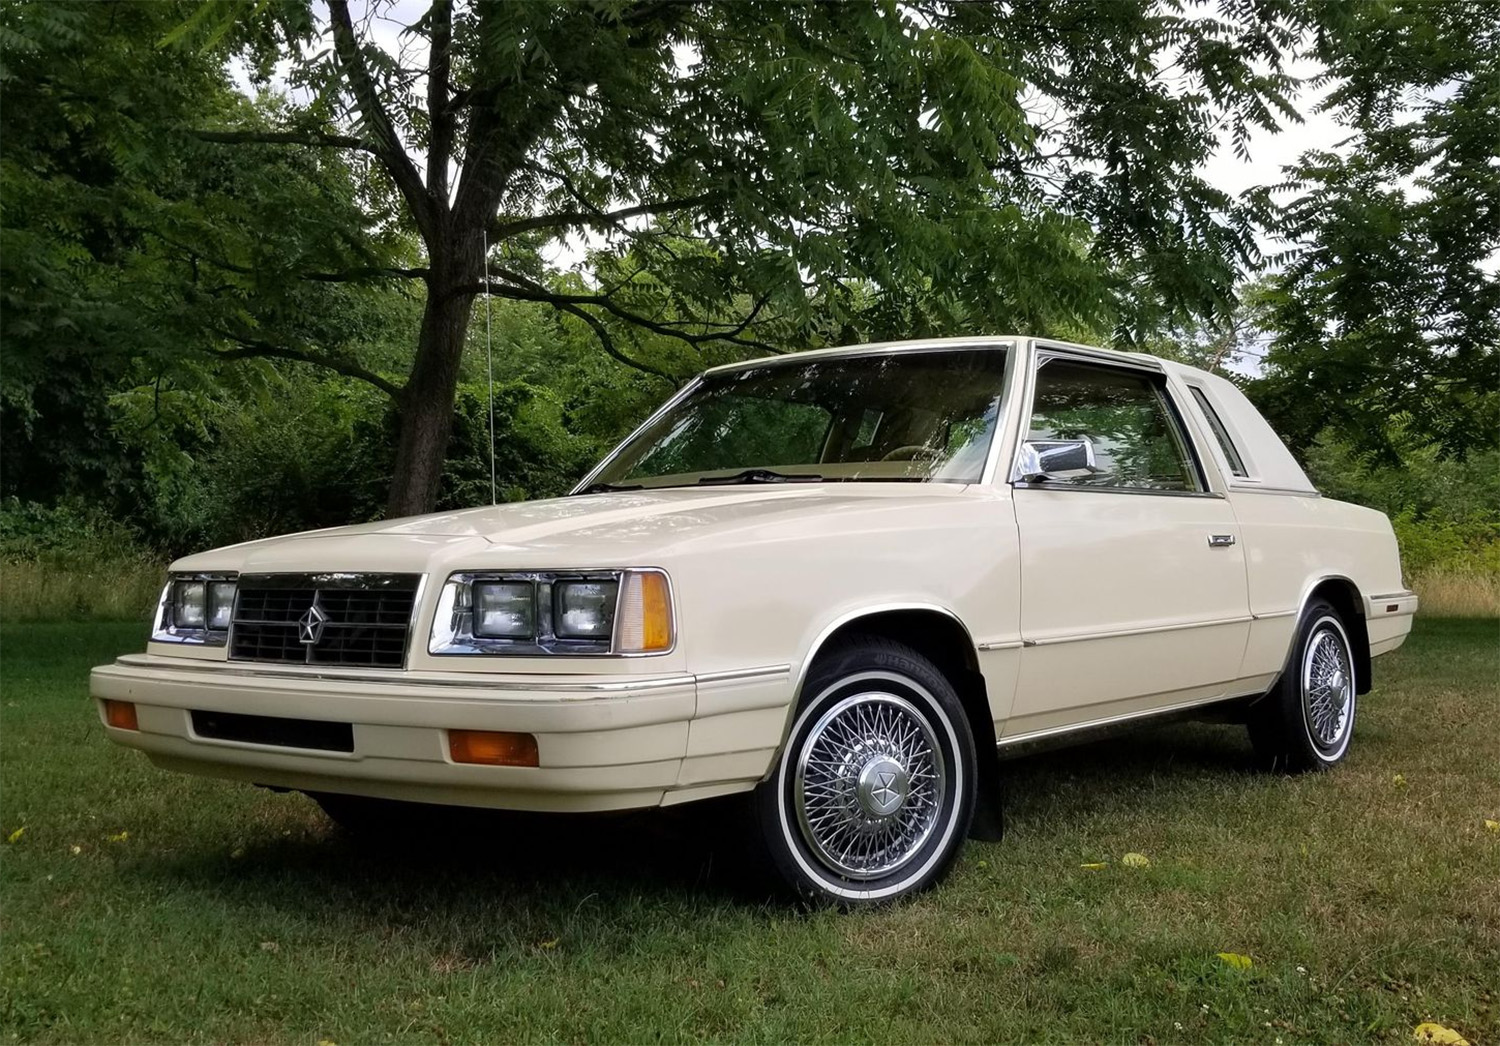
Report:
587,348,1011,489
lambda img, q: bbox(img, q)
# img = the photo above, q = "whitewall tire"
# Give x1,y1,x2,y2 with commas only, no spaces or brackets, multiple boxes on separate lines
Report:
753,637,976,906
1248,600,1359,772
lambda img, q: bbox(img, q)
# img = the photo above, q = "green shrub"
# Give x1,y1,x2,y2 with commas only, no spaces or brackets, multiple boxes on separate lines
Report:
1391,514,1500,579
0,499,164,622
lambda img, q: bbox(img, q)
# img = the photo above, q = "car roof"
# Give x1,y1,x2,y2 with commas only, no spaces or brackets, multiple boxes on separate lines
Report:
702,335,1171,376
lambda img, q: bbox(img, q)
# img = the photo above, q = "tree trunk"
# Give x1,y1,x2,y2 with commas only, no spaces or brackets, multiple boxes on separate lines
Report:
386,234,481,517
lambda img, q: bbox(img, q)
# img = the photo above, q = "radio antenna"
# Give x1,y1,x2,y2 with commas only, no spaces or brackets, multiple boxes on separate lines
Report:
483,231,497,505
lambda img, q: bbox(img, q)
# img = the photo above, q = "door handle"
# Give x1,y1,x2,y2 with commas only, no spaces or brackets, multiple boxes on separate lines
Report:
1208,534,1236,548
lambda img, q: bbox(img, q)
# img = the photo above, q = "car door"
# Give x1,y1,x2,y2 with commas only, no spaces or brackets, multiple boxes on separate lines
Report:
1004,350,1252,741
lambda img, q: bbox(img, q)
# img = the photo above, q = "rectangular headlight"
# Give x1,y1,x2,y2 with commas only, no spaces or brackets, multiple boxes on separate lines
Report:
473,581,535,638
553,580,618,638
174,581,207,628
153,572,236,646
430,569,671,656
207,580,237,631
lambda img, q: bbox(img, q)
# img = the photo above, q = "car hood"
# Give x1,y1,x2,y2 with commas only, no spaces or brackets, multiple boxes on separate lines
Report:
171,484,976,575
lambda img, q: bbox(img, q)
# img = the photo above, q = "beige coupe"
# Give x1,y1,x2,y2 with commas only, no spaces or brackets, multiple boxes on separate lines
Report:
92,337,1416,904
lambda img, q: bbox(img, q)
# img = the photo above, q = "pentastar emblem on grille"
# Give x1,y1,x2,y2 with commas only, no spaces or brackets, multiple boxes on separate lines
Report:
296,603,327,645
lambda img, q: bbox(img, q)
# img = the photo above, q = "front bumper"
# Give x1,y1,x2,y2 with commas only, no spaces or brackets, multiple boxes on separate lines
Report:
90,654,788,813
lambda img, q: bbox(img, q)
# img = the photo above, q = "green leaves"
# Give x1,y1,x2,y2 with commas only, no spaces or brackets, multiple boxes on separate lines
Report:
1256,0,1499,460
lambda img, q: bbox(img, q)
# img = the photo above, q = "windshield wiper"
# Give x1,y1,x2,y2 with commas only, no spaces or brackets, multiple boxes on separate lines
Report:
573,481,643,495
697,468,824,486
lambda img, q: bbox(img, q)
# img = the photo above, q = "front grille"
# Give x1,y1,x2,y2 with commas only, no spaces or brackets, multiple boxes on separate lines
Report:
191,710,354,752
229,573,420,668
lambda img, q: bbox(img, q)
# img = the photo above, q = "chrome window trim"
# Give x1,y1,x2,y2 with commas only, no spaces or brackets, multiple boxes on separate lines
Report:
428,567,677,657
1008,348,1215,495
1227,485,1322,498
701,337,1021,377
152,571,238,647
1010,482,1226,499
1181,379,1257,482
1029,339,1165,373
975,340,1021,485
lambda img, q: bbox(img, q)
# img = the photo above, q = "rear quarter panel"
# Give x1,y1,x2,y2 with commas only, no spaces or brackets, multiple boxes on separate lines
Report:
1232,492,1409,685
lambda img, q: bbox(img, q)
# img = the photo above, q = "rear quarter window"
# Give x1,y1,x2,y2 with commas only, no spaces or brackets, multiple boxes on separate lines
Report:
1188,385,1249,478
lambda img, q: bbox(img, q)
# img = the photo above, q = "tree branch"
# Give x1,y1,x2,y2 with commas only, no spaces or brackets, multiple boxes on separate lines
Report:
489,194,714,241
301,266,431,283
209,331,403,399
190,129,377,154
150,229,428,283
328,0,439,243
549,302,678,383
465,270,783,355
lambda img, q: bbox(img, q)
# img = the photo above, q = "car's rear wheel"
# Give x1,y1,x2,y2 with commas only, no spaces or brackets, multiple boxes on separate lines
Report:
1247,600,1358,772
753,637,976,906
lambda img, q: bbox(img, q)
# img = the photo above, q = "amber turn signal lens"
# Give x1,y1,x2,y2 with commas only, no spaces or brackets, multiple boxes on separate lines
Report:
448,729,539,767
615,570,674,653
640,571,672,651
103,699,139,731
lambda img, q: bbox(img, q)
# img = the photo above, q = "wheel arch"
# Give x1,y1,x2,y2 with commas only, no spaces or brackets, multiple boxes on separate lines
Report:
787,603,1004,840
1299,576,1372,694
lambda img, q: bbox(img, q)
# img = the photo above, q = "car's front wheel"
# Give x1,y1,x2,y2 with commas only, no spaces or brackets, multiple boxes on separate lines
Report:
753,637,976,906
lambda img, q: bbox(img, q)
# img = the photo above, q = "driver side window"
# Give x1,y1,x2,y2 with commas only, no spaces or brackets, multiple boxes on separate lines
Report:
1027,360,1202,491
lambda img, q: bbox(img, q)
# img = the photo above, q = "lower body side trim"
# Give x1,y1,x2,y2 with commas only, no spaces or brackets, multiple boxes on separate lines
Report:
996,689,1264,750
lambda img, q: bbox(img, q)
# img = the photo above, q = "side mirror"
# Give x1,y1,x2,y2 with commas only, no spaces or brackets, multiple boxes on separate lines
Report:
1017,438,1099,482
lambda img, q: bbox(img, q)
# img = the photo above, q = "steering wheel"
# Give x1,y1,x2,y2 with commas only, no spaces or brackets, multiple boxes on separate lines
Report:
880,445,941,462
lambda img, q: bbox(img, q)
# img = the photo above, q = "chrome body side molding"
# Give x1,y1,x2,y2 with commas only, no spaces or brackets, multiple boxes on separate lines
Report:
995,689,1262,751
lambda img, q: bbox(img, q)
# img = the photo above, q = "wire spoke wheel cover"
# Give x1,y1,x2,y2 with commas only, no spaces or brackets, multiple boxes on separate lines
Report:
793,691,947,880
1301,621,1353,751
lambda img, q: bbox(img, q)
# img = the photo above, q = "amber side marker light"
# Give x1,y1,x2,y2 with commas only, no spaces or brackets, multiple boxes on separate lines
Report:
615,569,674,653
449,729,539,767
103,700,139,731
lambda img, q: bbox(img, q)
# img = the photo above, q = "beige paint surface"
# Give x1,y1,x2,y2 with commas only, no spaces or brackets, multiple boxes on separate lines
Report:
92,337,1415,811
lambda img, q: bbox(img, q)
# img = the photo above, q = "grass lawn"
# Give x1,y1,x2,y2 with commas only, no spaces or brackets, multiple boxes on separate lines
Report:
2,618,1496,1044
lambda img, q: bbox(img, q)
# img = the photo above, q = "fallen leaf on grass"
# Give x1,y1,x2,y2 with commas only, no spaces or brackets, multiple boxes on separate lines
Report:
6,827,24,844
1080,862,1108,870
1121,852,1151,868
1393,773,1407,788
317,1040,337,1046
538,938,559,950
1217,952,1253,970
1413,1022,1469,1045
259,941,279,953
70,845,81,855
108,831,128,843
1484,819,1498,834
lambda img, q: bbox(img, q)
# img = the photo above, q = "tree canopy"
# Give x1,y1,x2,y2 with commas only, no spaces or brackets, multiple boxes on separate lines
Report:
0,0,1495,546
1252,0,1499,460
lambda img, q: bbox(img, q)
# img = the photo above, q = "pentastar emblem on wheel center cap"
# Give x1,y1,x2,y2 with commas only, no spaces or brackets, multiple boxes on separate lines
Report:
857,756,910,817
